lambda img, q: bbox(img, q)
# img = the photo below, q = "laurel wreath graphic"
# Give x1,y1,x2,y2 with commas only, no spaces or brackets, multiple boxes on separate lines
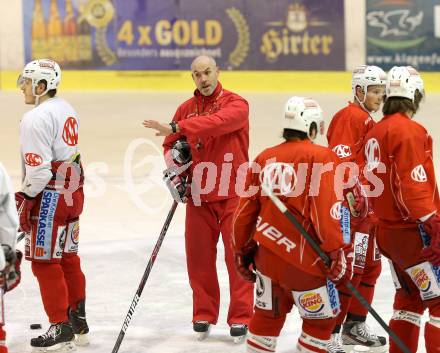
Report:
96,28,117,66
226,7,250,68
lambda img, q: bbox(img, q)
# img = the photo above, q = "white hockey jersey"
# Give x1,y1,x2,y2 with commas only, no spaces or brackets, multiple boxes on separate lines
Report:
0,163,18,251
20,97,80,197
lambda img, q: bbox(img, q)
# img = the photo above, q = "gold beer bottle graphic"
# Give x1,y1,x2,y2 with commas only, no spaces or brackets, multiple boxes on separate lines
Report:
63,0,78,63
77,1,93,63
47,0,64,62
31,0,48,60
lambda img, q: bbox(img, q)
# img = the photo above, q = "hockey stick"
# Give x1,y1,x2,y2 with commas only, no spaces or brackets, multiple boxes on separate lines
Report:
111,201,178,353
17,232,26,243
261,184,411,353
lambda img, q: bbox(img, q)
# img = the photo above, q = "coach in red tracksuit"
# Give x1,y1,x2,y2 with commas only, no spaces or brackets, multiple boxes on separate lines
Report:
143,55,254,340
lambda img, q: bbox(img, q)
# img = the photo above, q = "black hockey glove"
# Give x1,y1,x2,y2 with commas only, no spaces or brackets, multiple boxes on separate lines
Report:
1,245,22,292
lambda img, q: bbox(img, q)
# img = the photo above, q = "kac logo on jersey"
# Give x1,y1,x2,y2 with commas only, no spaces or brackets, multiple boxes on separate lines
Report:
62,117,79,146
24,153,43,166
411,267,431,292
299,292,324,313
330,202,342,220
332,144,352,159
260,162,297,195
411,165,427,182
365,138,381,171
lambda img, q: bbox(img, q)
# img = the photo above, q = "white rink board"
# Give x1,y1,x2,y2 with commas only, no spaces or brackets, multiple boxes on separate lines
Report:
3,91,439,353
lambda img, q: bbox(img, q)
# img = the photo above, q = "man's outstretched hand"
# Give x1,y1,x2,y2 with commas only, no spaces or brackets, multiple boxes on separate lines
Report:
143,120,173,136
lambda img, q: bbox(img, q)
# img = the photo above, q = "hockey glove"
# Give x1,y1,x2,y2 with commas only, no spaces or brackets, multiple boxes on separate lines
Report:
0,245,22,292
343,179,369,220
171,139,192,165
234,240,258,282
326,244,354,285
421,214,440,266
163,168,189,203
15,192,37,233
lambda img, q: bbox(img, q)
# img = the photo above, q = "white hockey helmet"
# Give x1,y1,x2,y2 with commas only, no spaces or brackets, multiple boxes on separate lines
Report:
352,65,387,98
386,66,424,101
17,59,61,97
283,96,324,139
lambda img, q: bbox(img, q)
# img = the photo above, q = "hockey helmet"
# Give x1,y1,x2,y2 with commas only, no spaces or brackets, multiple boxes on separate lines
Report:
352,65,386,98
17,59,61,97
386,66,424,101
283,96,324,140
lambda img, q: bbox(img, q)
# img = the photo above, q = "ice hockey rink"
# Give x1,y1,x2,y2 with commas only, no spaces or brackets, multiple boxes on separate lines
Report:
3,89,440,353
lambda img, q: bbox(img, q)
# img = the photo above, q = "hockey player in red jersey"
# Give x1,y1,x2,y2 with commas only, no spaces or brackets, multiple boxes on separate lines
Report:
143,55,253,341
16,59,89,351
232,96,355,353
326,65,387,351
362,66,440,353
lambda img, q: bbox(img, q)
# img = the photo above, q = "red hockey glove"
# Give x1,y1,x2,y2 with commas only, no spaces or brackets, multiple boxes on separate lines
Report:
15,192,37,233
234,240,258,283
343,180,369,220
326,244,354,284
421,214,440,266
0,245,22,292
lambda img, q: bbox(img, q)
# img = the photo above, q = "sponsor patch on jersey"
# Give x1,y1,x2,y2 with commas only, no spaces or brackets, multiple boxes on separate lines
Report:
353,232,369,268
332,144,352,159
330,202,342,221
62,117,79,146
364,138,381,171
406,262,440,301
255,271,272,310
293,282,340,319
411,165,427,182
340,206,351,244
35,190,60,260
24,153,43,166
64,220,80,253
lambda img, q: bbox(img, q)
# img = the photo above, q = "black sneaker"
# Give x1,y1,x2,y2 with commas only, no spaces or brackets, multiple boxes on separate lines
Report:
68,300,89,346
230,324,248,343
193,321,211,341
30,322,75,350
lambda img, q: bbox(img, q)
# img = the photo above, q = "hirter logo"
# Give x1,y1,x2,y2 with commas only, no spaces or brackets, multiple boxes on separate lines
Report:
332,144,352,159
411,165,427,182
24,153,42,166
62,117,78,146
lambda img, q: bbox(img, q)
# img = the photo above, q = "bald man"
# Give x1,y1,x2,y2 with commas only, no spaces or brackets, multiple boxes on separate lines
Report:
144,56,254,342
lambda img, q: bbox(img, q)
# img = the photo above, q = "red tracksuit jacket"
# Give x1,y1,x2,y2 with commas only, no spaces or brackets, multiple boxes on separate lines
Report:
163,82,249,202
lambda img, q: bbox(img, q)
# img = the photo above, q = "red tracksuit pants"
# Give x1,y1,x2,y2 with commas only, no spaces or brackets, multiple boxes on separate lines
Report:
185,197,254,326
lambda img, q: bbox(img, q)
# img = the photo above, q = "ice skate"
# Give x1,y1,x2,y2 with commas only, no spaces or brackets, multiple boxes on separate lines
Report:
68,300,89,346
193,321,211,341
327,333,345,353
342,321,387,353
31,322,75,353
230,324,247,343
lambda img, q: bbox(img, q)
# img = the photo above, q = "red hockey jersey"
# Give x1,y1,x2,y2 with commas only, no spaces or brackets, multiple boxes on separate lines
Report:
233,139,344,277
327,103,375,164
362,113,440,226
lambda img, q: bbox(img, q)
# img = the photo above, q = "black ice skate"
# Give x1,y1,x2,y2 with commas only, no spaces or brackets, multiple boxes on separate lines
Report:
230,324,248,344
193,321,211,341
30,322,75,353
342,321,387,353
68,300,89,346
